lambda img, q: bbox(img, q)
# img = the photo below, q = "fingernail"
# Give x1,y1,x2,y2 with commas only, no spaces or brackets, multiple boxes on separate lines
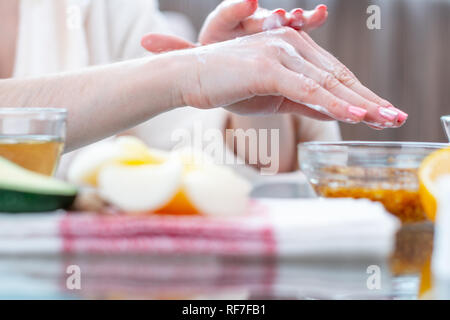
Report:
378,107,398,121
348,106,368,119
273,8,287,16
388,106,408,123
291,8,304,16
316,4,328,11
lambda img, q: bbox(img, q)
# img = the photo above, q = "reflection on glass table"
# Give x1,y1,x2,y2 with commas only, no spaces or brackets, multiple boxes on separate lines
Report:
0,220,434,300
0,254,411,300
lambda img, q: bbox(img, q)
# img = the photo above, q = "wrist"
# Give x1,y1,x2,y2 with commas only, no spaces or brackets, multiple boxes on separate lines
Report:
119,53,193,118
143,52,198,109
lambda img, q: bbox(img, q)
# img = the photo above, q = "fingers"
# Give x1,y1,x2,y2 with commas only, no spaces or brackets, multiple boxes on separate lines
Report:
302,5,329,31
288,9,306,30
298,31,409,126
289,5,328,31
277,99,335,121
199,0,259,44
241,8,290,34
280,50,383,122
217,0,260,29
200,1,328,46
272,66,367,123
141,34,196,53
276,29,407,128
226,96,334,120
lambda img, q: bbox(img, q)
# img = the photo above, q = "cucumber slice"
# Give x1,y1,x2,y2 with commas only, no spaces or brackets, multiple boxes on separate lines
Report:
0,157,77,213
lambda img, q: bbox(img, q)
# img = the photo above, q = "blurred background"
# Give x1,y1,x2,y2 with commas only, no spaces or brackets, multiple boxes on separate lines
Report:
160,0,450,143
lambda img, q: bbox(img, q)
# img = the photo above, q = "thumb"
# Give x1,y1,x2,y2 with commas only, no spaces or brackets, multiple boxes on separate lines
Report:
141,33,196,53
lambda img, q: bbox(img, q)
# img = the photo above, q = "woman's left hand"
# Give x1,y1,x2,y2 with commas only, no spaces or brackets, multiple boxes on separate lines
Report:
141,0,328,52
198,0,328,45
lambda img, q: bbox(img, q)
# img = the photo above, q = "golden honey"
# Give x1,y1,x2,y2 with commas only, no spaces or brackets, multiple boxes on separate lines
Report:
0,136,64,176
313,166,427,223
316,186,427,223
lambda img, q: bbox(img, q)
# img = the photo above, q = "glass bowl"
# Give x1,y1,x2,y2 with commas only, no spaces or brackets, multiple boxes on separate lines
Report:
298,142,449,223
442,116,450,141
0,108,67,176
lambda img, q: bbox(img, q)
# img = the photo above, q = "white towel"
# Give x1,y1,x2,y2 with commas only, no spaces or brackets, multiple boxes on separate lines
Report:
0,198,400,258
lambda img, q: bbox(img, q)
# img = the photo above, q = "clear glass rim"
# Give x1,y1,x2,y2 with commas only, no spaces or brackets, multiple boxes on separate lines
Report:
0,108,67,115
441,115,450,122
0,107,67,120
299,141,449,150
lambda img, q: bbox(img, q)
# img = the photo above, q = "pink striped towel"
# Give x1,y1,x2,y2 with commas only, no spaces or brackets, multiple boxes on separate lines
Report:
0,199,400,257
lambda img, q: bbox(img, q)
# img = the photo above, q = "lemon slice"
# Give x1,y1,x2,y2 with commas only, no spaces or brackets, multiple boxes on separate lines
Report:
419,147,450,221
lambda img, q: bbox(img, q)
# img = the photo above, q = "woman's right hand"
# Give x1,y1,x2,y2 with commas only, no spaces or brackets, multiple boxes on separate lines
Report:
175,28,407,127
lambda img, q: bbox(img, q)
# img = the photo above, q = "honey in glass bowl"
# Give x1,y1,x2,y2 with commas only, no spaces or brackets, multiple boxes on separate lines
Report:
299,142,449,223
0,108,66,176
312,167,426,223
0,135,64,175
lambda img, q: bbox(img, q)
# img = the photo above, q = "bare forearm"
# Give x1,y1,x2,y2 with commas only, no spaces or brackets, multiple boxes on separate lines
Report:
0,56,185,152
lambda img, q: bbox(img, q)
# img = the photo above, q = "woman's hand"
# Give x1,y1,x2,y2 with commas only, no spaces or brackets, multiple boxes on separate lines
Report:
141,0,332,122
0,27,405,152
142,1,407,128
198,0,328,45
141,0,328,52
175,28,406,127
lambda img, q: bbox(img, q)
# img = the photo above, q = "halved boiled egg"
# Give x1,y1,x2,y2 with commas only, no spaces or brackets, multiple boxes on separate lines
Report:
97,155,183,213
181,165,251,216
157,148,251,216
69,138,251,216
68,136,168,187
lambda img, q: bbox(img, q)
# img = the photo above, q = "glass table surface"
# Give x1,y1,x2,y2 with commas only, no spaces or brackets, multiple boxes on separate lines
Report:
0,183,436,300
